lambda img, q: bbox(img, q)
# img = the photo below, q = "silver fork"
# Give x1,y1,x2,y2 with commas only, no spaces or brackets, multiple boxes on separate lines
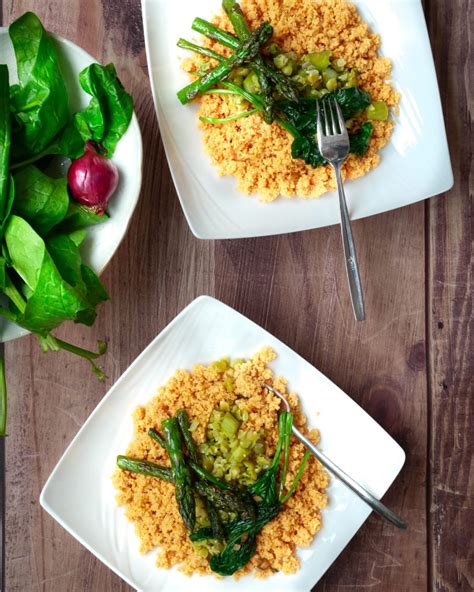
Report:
317,98,365,321
264,384,408,529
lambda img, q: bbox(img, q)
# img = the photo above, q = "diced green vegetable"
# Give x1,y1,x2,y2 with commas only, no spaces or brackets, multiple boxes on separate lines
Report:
212,357,230,372
243,71,261,93
222,412,240,436
331,57,346,72
305,50,331,71
366,100,389,121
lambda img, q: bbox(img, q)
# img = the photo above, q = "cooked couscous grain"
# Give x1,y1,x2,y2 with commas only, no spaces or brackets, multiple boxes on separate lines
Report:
182,0,398,200
112,348,328,578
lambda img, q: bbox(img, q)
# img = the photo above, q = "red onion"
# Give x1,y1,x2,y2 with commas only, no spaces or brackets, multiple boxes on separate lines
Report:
67,142,119,214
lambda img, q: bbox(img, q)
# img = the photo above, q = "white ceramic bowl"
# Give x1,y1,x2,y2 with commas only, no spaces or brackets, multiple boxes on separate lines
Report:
41,296,405,592
0,29,143,343
142,0,452,239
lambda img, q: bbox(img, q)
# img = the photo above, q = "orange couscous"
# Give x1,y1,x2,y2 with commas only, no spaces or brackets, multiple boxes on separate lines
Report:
182,0,399,201
112,347,328,578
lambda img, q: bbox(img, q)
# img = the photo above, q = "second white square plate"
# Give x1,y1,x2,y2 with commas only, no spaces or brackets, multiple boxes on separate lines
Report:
41,296,405,591
141,0,452,239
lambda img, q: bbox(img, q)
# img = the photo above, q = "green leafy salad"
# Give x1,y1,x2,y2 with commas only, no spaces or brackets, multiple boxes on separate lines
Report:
177,0,389,168
0,12,134,435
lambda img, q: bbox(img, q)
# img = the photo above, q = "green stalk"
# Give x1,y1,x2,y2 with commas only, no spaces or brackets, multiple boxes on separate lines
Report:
278,412,294,498
117,455,174,482
269,411,287,471
177,22,273,104
0,348,7,437
8,150,49,171
162,417,196,532
280,450,311,503
222,0,274,122
176,409,200,463
189,460,234,491
220,82,300,137
148,427,167,450
39,335,107,380
203,89,240,96
200,108,258,124
192,17,298,102
0,307,16,323
192,17,239,48
4,274,26,314
177,38,224,62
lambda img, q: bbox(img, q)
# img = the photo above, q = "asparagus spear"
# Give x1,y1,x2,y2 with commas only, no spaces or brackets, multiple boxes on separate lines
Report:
162,417,196,532
116,455,173,483
148,427,167,450
205,499,225,541
195,480,256,519
191,18,299,102
177,22,273,104
222,0,274,123
176,409,200,463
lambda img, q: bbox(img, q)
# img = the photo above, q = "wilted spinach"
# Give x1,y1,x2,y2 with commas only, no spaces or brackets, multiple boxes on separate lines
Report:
349,121,373,156
279,87,373,168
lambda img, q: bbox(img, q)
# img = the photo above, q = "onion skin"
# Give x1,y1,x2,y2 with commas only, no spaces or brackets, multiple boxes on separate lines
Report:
67,142,119,214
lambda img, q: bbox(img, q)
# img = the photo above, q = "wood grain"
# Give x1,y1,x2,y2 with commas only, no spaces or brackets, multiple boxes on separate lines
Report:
426,1,473,590
0,0,471,590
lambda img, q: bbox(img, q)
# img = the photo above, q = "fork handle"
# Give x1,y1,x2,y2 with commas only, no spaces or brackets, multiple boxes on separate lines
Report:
333,163,365,321
291,425,408,529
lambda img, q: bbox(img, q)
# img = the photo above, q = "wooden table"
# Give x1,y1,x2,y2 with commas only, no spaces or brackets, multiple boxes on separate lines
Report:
1,0,472,590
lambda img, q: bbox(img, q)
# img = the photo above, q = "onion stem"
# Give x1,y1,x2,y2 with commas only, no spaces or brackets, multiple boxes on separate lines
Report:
200,108,258,124
280,450,311,503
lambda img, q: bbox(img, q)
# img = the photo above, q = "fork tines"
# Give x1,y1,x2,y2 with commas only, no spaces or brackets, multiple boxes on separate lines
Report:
317,97,346,136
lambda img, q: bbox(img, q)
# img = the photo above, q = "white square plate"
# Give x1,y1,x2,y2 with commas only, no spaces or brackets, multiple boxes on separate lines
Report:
141,0,452,239
41,296,405,591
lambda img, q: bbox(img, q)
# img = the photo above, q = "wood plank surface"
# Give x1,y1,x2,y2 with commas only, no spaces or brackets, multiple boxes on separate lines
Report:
425,1,473,590
0,0,471,591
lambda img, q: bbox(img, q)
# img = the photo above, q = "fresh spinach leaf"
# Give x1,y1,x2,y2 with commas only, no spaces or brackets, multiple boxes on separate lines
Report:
80,265,109,307
46,233,85,288
4,216,91,335
0,66,11,225
9,12,69,163
5,215,44,290
12,165,69,235
75,63,133,156
46,233,108,326
68,229,87,247
40,119,85,161
75,265,109,326
54,201,109,233
15,63,134,162
349,122,373,156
